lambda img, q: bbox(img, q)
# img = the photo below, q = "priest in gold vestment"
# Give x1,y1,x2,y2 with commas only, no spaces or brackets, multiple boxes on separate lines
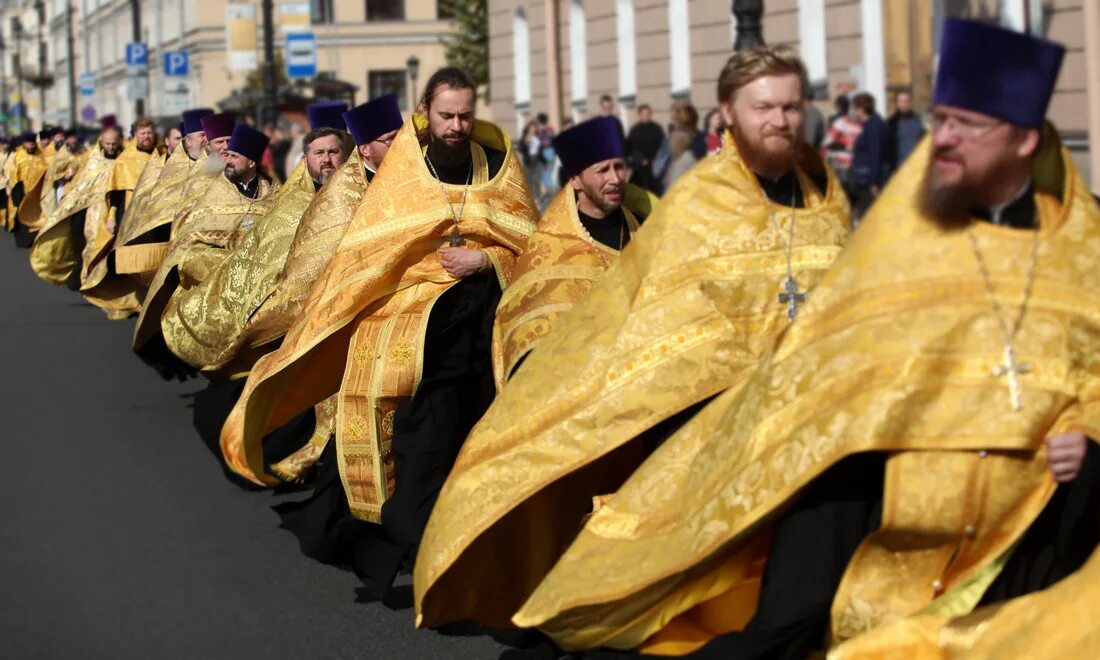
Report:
169,96,403,483
0,137,14,233
113,109,215,290
415,47,851,629
161,102,350,476
79,118,159,318
162,102,351,378
514,21,1098,658
9,132,50,247
28,127,125,290
492,116,657,389
221,69,537,598
132,122,276,381
37,132,87,231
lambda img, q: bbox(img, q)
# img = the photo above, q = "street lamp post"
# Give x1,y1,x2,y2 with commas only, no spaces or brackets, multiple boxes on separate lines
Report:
0,33,7,132
732,0,765,51
35,0,46,127
406,55,419,111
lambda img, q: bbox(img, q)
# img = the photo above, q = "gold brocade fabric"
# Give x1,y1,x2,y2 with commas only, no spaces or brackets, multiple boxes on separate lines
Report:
115,147,206,276
0,151,11,230
132,171,278,350
80,145,155,315
827,545,1100,659
414,132,851,629
238,151,368,352
28,145,114,286
513,131,1100,652
9,147,50,231
161,158,317,377
219,116,538,512
491,183,656,389
39,147,86,225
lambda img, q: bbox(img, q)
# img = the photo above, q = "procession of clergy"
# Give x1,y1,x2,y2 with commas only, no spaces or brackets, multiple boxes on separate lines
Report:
5,18,1098,658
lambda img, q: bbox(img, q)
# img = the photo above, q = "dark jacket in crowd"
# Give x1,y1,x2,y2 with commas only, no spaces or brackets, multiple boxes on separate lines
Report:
887,111,926,171
850,113,889,188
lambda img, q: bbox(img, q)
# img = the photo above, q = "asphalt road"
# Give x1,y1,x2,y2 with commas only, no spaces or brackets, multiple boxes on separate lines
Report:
0,236,507,659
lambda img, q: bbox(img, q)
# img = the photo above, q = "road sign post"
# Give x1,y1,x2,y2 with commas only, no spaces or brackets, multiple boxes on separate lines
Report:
285,32,317,80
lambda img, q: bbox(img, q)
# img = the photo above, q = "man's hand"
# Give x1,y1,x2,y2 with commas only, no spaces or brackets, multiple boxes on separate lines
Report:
1046,432,1088,483
439,247,487,279
105,217,117,234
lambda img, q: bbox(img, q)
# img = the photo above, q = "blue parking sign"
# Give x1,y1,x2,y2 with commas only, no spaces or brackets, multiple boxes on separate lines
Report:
164,51,190,77
125,43,148,67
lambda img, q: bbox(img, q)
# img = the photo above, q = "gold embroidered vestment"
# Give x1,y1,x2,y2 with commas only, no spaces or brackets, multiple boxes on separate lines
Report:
414,133,851,629
513,132,1100,654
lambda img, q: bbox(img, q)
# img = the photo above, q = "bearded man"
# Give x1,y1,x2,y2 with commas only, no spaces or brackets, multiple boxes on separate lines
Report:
515,20,1098,658
8,131,50,247
165,125,182,154
220,68,537,600
491,115,657,388
132,121,276,380
29,125,127,291
415,46,852,630
113,108,215,284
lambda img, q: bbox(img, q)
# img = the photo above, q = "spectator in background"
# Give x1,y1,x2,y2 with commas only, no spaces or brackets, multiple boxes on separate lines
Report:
536,113,557,205
849,92,889,220
626,104,665,193
662,99,700,191
556,118,575,190
283,122,306,175
521,119,545,205
599,94,627,145
270,126,291,181
828,94,851,126
802,92,826,150
693,109,725,158
823,95,862,198
886,89,925,171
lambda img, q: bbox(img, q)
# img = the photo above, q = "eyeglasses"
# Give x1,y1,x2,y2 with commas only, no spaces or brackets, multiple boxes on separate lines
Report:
372,135,396,146
930,111,1002,140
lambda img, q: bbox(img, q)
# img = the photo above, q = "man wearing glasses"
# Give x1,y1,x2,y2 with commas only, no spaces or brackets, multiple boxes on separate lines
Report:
512,18,1098,659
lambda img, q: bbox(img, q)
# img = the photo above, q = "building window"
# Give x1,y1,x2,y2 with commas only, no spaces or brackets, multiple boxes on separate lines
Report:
668,0,691,97
438,1,455,19
366,0,404,21
569,0,587,116
616,0,636,102
311,0,334,24
369,70,408,110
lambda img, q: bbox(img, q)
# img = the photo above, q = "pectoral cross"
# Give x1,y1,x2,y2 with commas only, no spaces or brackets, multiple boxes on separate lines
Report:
449,226,464,247
992,344,1030,411
778,277,806,321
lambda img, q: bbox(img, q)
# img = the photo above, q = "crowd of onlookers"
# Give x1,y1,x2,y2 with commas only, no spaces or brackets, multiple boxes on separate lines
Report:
520,87,928,221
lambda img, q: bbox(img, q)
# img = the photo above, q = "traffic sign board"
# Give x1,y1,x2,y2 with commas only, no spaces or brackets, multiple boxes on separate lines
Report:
125,42,148,68
164,51,189,76
285,32,317,79
80,72,95,96
81,105,96,121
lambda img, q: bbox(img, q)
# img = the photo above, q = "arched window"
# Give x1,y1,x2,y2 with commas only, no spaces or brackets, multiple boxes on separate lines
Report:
569,0,587,117
668,0,691,97
616,0,637,106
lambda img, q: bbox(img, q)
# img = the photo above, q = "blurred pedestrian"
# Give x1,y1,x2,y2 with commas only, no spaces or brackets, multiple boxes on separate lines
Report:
693,109,725,158
887,89,925,171
827,94,850,126
599,94,627,145
521,119,545,204
823,95,861,196
626,104,664,193
662,99,700,190
849,92,889,220
802,93,826,150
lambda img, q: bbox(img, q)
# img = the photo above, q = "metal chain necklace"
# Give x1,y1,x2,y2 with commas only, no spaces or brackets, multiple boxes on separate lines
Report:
769,175,805,320
425,149,472,247
967,227,1040,411
591,209,628,270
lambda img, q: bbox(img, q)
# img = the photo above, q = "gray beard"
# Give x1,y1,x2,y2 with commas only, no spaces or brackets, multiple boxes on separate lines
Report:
201,153,226,175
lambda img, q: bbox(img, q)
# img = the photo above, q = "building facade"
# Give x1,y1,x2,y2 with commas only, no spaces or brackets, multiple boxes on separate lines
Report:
491,0,1100,190
0,0,458,131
